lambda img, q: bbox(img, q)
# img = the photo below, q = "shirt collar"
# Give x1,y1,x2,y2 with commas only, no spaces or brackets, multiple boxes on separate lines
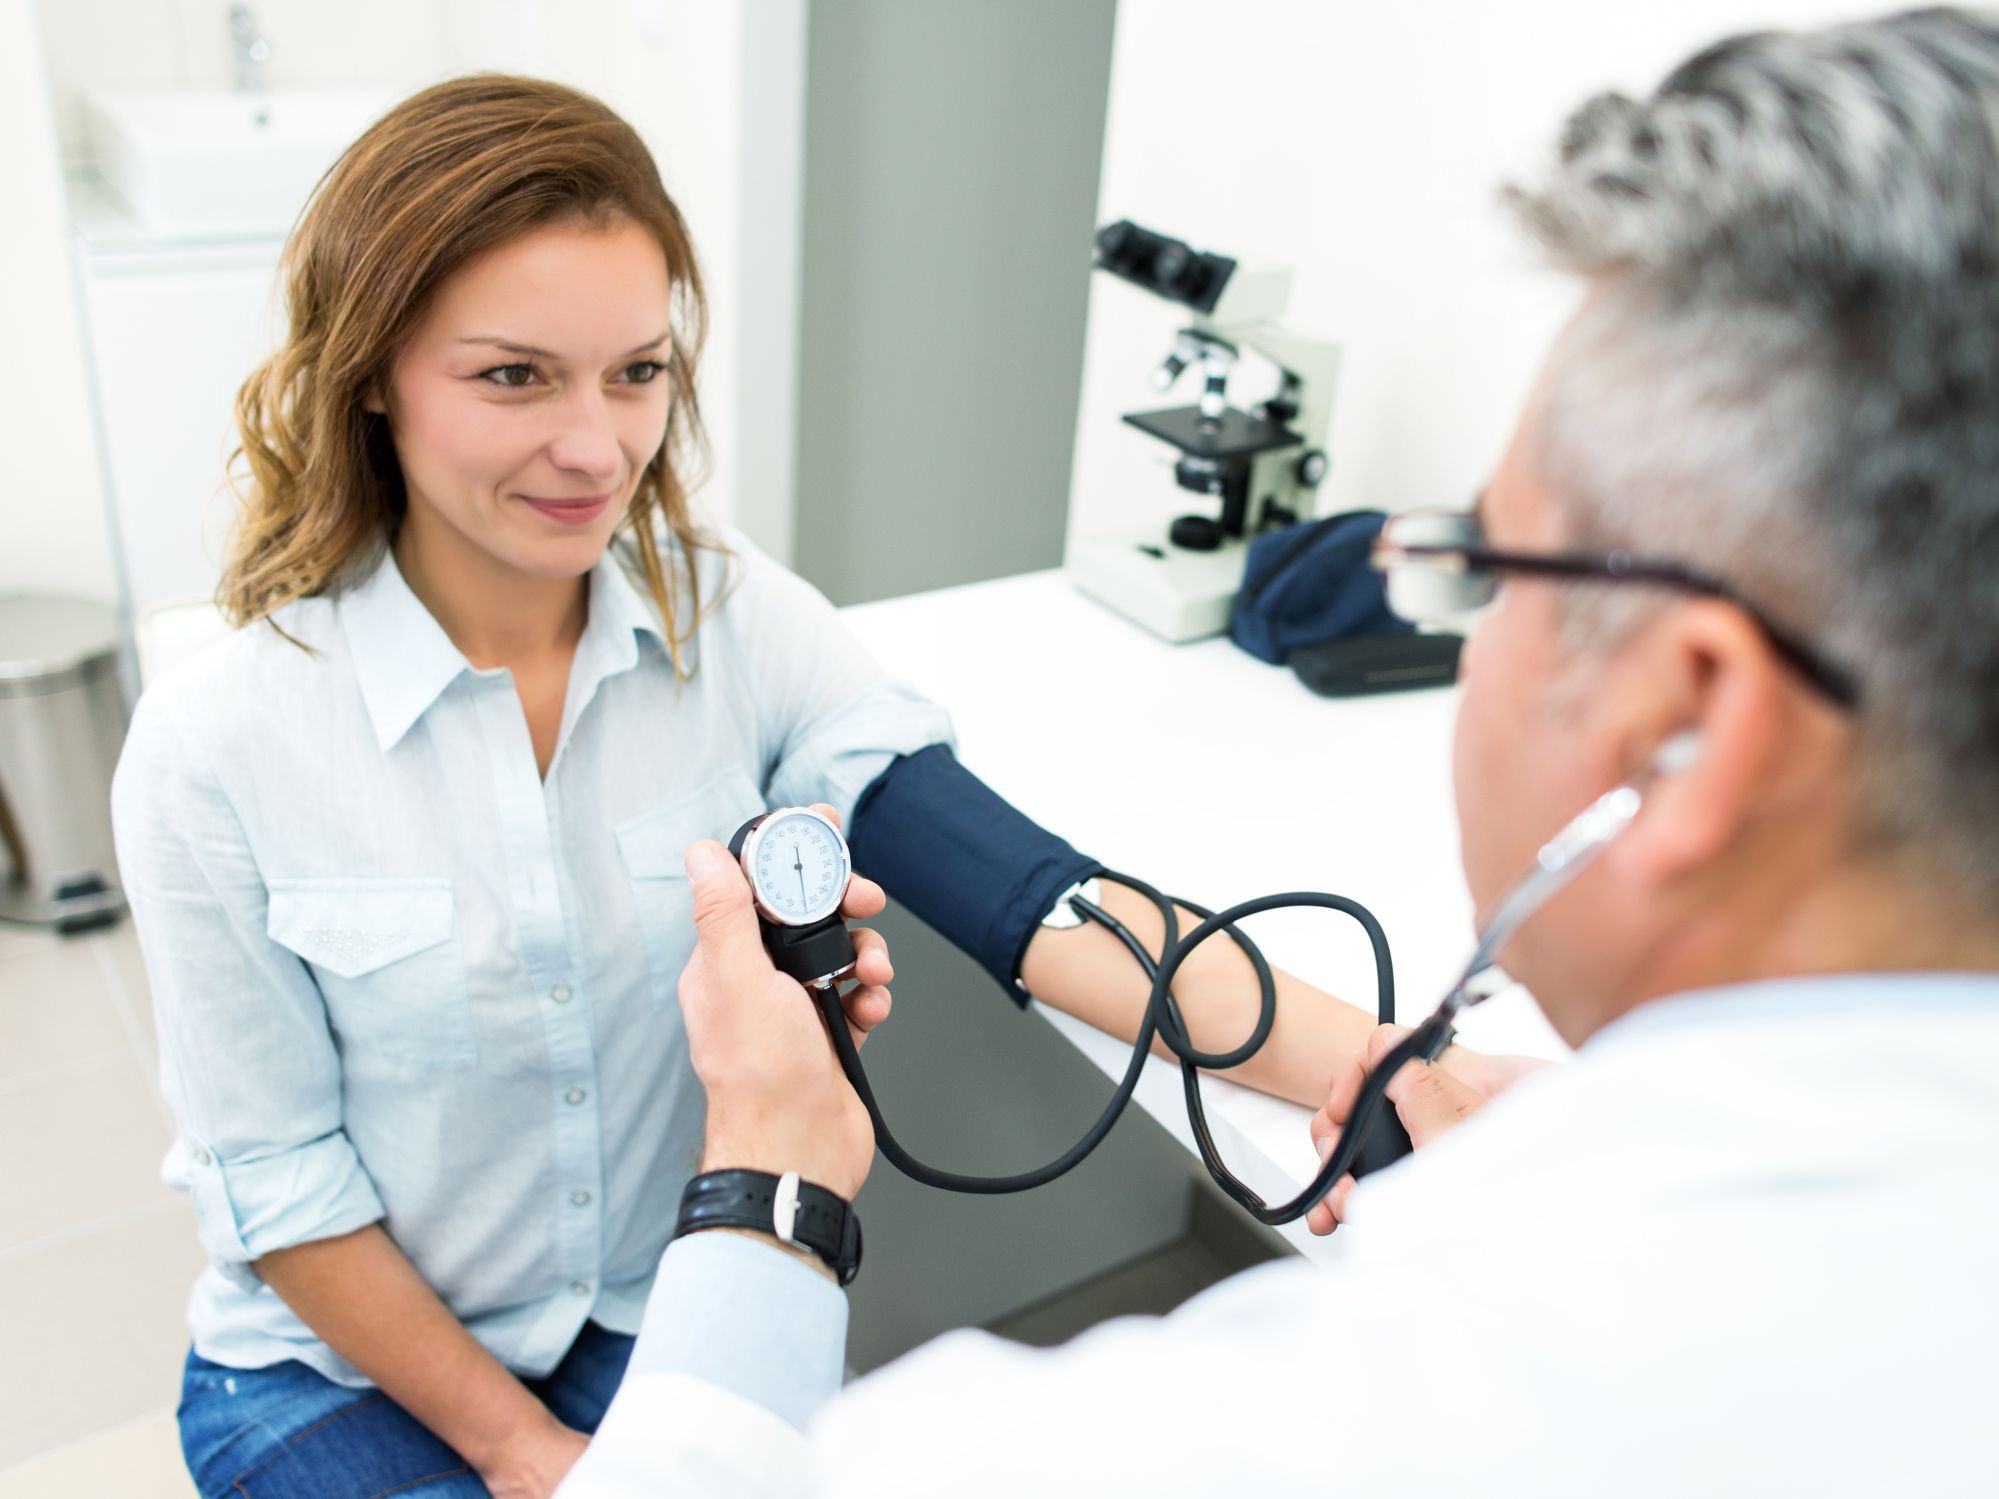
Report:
580,544,669,677
338,548,474,752
337,544,668,753
1583,971,1999,1055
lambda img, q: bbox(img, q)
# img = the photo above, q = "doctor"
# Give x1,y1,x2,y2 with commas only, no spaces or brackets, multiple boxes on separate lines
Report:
562,10,1999,1495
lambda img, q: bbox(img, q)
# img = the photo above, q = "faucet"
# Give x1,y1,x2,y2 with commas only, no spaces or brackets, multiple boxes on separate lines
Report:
230,4,272,94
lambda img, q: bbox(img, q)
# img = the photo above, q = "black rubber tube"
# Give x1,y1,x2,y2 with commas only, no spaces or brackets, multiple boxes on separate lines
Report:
811,873,1425,1222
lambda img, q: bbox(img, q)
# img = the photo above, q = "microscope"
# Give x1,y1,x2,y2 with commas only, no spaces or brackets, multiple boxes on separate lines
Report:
1066,221,1340,642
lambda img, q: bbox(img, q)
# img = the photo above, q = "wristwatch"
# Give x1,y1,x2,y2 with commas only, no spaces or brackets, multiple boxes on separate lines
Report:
672,1169,863,1286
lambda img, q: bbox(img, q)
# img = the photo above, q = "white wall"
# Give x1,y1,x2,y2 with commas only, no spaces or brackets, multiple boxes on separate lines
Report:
33,0,545,166
0,0,116,603
1069,0,1873,549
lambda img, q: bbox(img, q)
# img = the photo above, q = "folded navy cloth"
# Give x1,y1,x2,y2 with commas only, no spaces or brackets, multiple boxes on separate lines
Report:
1228,510,1412,665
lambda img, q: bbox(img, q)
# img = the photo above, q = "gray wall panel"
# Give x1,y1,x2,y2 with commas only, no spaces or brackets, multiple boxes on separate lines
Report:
795,0,1116,605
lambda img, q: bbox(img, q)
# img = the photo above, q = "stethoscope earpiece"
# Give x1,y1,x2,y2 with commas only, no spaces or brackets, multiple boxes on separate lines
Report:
1652,729,1705,777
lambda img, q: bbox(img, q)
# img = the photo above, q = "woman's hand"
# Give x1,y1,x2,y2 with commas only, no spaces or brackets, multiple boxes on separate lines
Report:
1303,1026,1551,1235
474,1409,589,1499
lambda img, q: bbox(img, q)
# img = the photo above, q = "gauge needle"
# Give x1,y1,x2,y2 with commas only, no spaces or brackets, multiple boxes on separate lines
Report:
794,846,807,907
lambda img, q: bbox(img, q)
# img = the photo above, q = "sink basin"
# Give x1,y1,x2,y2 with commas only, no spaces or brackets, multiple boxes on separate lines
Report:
82,89,391,238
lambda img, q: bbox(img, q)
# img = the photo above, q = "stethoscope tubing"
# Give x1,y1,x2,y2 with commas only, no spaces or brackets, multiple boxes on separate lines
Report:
810,868,1423,1222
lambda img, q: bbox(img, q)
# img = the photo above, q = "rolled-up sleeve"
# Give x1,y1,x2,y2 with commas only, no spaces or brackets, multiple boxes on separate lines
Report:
112,684,384,1288
721,539,955,822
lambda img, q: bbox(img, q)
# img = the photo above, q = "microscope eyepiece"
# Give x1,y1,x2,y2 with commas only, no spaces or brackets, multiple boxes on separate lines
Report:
1093,220,1236,314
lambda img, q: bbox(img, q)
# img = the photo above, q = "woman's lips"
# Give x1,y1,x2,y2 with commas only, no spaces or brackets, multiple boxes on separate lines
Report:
520,493,613,526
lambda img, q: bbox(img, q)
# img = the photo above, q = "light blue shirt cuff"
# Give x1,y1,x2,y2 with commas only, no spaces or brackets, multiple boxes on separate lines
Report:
175,1131,386,1291
627,1231,849,1432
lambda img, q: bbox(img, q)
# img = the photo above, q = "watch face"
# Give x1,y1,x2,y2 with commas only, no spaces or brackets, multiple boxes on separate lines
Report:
744,808,850,926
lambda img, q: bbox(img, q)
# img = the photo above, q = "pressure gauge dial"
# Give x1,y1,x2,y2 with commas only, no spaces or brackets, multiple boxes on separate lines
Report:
738,807,852,928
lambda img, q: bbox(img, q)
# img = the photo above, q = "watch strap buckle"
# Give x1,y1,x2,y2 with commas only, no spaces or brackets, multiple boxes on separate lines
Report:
772,1169,802,1247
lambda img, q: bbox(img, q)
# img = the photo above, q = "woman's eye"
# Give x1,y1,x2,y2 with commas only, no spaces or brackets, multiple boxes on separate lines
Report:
623,360,666,385
480,363,537,389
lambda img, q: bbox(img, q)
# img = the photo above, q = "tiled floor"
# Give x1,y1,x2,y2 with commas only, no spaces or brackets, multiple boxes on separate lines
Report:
0,917,201,1497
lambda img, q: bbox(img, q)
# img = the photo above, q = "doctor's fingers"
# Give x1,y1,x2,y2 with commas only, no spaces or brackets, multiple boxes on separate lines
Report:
1381,1052,1488,1146
836,980,892,1048
1305,1170,1356,1236
850,926,893,988
840,872,887,921
1313,1024,1416,1143
802,801,888,919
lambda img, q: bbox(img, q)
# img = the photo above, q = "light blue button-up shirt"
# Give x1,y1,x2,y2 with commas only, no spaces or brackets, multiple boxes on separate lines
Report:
110,531,951,1386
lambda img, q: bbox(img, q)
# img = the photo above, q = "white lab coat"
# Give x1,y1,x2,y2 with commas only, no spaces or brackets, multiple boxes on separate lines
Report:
563,975,1999,1498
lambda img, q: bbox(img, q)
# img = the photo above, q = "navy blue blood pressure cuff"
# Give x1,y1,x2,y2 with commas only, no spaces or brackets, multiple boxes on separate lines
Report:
848,745,1102,1005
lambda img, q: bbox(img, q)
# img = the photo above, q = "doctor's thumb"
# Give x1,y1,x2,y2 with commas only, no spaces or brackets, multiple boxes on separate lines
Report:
1381,1055,1486,1147
684,841,764,972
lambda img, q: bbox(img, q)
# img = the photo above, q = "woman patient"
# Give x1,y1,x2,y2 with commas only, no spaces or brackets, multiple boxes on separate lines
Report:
112,76,1382,1499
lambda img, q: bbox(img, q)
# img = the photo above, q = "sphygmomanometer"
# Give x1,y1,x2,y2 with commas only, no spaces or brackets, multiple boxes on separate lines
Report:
691,733,1687,1269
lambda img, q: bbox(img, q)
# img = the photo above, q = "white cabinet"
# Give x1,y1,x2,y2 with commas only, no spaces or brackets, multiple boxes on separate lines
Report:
72,220,282,617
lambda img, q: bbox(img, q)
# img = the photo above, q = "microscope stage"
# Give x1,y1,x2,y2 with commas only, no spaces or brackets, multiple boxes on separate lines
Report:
1121,404,1303,460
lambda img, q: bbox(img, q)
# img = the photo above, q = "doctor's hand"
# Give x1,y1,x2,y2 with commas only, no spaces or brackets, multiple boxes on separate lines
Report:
1303,1026,1550,1235
677,829,888,1202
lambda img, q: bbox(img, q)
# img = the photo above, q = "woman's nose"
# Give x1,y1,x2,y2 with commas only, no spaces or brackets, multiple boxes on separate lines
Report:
545,390,624,479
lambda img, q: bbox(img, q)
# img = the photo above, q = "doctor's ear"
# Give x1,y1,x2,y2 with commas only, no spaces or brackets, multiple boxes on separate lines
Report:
1616,599,1798,884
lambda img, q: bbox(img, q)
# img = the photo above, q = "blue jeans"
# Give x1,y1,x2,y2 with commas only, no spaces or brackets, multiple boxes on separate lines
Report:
178,1322,634,1499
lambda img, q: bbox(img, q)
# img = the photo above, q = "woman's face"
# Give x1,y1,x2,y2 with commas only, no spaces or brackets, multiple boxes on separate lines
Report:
375,218,676,586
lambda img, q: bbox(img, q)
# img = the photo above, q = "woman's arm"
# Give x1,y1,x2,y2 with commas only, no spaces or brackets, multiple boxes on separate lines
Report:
716,547,1380,1108
257,1226,586,1497
1018,879,1377,1107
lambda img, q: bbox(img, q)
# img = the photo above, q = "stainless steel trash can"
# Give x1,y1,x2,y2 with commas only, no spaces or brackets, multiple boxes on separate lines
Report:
0,595,131,934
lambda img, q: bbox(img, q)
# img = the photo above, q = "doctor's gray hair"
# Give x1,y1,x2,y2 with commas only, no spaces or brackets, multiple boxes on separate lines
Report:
1509,7,1999,907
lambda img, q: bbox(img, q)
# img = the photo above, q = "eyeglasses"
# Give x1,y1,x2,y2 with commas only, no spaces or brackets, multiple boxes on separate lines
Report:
1369,509,1861,710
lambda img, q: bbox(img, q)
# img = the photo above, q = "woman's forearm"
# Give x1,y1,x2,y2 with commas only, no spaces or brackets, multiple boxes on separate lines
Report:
255,1224,564,1472
1017,878,1376,1107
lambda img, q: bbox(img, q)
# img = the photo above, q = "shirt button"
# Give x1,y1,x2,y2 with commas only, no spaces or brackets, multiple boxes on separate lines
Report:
551,984,572,1004
565,1087,586,1106
571,1281,591,1297
194,1148,212,1166
571,1189,592,1207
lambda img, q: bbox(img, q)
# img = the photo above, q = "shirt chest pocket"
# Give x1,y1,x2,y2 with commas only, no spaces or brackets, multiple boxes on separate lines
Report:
615,770,768,1011
266,877,477,1070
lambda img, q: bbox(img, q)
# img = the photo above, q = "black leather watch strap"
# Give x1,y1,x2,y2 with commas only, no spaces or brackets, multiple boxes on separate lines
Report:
673,1169,863,1286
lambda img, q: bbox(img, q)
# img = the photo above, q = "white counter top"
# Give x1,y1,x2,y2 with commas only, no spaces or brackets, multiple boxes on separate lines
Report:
842,569,1568,1259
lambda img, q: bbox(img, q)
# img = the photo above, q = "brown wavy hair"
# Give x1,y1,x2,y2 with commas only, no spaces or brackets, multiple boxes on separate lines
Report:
219,74,715,676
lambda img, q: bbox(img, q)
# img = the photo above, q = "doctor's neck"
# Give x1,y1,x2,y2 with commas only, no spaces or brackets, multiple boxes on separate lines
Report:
1558,843,1999,1045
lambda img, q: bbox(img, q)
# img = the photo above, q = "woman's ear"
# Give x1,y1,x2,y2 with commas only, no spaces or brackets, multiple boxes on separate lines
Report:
361,379,389,416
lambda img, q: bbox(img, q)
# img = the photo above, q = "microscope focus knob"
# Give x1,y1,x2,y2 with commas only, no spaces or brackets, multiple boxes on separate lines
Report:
1170,515,1225,551
1296,450,1329,487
